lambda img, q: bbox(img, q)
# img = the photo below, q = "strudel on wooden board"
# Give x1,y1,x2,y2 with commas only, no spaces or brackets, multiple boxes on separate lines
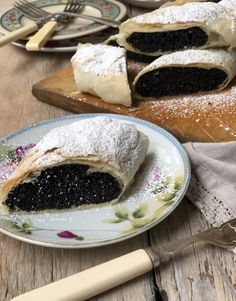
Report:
132,49,236,99
71,43,132,107
118,2,236,56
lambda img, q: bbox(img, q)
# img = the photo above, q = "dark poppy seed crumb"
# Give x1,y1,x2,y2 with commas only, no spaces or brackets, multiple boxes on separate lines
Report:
126,52,158,63
106,39,158,63
127,27,208,53
135,67,227,98
106,39,119,47
4,164,122,212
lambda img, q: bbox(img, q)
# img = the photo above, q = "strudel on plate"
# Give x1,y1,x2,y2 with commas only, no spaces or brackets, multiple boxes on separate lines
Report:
0,117,149,212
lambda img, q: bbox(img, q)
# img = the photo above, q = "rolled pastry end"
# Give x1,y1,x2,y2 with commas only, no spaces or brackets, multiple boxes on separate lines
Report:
71,43,132,107
0,117,149,212
132,49,236,99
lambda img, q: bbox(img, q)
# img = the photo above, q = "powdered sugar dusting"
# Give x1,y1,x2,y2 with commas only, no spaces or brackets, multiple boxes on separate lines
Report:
144,49,236,70
33,117,149,181
132,2,234,25
71,44,127,75
220,0,236,12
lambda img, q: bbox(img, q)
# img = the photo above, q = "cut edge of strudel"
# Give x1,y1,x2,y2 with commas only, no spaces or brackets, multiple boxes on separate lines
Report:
118,2,236,57
104,34,159,64
132,49,236,99
0,117,149,213
71,43,132,107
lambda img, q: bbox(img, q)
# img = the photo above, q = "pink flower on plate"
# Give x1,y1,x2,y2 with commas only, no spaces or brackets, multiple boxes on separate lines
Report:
15,144,35,162
57,231,77,238
153,166,162,182
0,160,18,183
57,231,84,240
0,144,35,184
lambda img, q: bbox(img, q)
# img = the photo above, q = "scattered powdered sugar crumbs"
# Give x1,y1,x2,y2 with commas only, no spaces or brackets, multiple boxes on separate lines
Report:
147,83,236,119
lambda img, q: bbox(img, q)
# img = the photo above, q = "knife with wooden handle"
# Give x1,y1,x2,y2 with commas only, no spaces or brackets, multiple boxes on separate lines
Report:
10,218,236,301
25,20,58,51
11,249,154,301
0,23,38,47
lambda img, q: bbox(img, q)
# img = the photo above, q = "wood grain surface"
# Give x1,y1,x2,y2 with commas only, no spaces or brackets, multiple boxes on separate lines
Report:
32,65,236,143
0,1,235,301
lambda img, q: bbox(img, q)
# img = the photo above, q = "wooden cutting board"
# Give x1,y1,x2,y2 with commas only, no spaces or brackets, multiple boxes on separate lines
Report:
32,60,236,143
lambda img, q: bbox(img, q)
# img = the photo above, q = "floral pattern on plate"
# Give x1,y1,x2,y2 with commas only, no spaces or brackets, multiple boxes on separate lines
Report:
0,0,126,40
0,114,190,248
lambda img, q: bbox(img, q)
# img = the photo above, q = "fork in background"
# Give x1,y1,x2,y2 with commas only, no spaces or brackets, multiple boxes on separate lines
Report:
0,0,120,48
16,0,84,51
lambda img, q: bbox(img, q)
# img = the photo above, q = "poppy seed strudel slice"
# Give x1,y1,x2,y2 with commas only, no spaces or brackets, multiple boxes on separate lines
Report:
0,117,149,212
71,43,132,107
133,49,236,99
118,2,236,56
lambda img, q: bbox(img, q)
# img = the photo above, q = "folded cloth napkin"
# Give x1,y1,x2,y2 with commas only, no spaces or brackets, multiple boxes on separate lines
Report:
183,142,236,254
184,141,236,226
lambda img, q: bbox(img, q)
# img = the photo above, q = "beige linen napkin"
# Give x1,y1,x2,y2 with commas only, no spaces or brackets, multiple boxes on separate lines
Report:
184,142,236,255
184,142,236,228
183,142,236,238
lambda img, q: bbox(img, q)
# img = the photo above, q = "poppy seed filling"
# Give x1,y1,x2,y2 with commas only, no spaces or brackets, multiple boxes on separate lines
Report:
4,164,122,212
135,67,228,98
106,39,158,63
127,27,208,53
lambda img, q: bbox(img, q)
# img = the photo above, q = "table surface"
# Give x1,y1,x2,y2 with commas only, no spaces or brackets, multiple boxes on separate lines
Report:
0,1,235,301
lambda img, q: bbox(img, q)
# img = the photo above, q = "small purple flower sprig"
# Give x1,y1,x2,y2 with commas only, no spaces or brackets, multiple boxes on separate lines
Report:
3,217,85,241
57,231,84,241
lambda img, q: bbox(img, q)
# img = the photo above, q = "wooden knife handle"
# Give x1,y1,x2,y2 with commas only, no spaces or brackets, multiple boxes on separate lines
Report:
26,20,58,51
12,249,153,301
0,23,38,47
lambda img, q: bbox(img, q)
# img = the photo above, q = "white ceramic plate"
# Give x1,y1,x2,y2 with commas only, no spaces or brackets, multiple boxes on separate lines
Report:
0,0,126,41
0,114,190,248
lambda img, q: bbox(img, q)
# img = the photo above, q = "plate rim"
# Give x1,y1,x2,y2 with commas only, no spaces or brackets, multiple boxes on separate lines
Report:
0,113,191,248
0,0,127,41
12,40,78,52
